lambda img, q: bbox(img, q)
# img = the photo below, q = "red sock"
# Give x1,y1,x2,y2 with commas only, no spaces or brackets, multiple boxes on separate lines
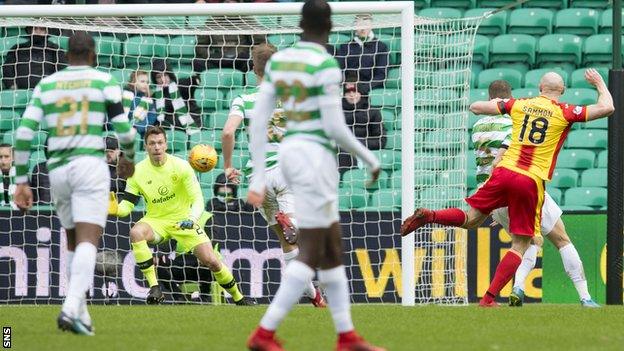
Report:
338,330,358,343
486,250,523,298
433,208,466,227
257,326,275,338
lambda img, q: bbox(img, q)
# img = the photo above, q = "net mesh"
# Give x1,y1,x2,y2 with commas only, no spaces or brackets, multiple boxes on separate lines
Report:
0,11,480,305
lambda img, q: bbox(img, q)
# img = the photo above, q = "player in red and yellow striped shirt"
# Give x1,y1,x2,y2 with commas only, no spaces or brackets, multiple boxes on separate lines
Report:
401,69,614,306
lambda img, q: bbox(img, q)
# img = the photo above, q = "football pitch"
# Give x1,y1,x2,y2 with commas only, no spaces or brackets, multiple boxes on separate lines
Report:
1,304,623,351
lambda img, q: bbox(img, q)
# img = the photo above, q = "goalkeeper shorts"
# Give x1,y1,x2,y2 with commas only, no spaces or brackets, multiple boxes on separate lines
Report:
491,192,562,236
249,166,295,226
49,156,110,229
279,139,339,229
139,216,210,254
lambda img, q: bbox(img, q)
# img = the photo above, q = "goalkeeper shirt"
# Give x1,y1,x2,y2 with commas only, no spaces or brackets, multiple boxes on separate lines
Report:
118,154,204,222
13,66,135,184
471,115,512,186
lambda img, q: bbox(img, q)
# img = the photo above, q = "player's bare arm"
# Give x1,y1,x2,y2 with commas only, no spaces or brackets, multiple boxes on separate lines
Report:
469,98,503,116
221,114,243,184
585,68,614,121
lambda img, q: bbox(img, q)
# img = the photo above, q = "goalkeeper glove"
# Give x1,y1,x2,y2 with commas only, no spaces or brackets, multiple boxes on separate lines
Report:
177,219,195,229
108,192,119,216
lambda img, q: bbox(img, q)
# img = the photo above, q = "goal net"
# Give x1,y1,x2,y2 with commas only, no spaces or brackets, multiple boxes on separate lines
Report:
0,3,480,305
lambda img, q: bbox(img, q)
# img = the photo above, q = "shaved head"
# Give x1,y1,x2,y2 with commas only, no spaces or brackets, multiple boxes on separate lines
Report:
539,72,565,97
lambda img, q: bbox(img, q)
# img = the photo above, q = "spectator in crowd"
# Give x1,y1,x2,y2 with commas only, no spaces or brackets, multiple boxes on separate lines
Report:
105,136,126,196
30,142,51,205
1,26,67,90
150,58,201,132
194,34,252,73
123,70,158,137
206,173,254,213
0,144,16,208
334,14,389,94
342,73,386,150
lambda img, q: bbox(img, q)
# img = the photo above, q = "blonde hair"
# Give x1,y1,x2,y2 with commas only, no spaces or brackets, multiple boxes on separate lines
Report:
128,70,150,96
252,43,278,79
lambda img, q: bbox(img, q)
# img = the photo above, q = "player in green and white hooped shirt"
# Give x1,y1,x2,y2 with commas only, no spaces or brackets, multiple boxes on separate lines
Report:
474,80,598,308
13,32,137,335
246,1,383,350
222,43,325,308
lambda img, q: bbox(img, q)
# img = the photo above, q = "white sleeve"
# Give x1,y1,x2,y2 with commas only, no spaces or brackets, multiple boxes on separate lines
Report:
317,66,379,170
248,81,276,192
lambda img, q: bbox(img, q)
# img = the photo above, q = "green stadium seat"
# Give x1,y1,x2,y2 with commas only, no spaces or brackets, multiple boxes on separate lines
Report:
560,88,598,105
415,109,441,130
490,34,537,68
0,89,31,110
524,68,569,88
342,168,389,190
413,0,431,9
415,151,455,171
597,150,607,167
476,0,515,7
267,34,299,49
142,16,187,29
369,88,401,108
560,205,594,211
0,110,19,131
424,129,464,150
546,186,563,204
194,88,223,111
582,34,618,66
466,167,478,189
209,110,230,130
95,36,122,68
168,36,197,67
571,0,612,8
414,89,459,108
511,88,540,98
537,34,584,68
556,149,595,169
524,0,568,9
584,115,608,129
564,187,607,207
472,35,491,66
200,68,245,89
187,15,210,29
599,9,624,33
508,8,554,36
554,8,600,36
418,186,465,208
430,0,475,8
245,71,257,87
369,189,402,210
385,131,401,150
48,35,69,51
477,68,523,89
431,68,466,89
107,68,133,86
566,129,607,149
385,68,401,89
2,131,14,145
339,187,367,209
123,36,168,68
381,109,398,131
189,129,222,150
418,8,463,19
216,151,247,170
570,67,609,88
225,88,248,103
466,9,507,36
372,149,400,171
166,130,187,152
469,89,489,103
581,168,607,187
328,33,351,46
174,65,194,79
550,168,579,188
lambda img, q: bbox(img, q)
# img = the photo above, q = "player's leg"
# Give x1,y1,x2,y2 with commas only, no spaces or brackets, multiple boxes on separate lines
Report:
128,220,164,304
509,234,543,307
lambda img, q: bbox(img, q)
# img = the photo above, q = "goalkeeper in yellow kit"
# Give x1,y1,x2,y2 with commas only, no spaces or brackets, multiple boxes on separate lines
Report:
109,126,254,305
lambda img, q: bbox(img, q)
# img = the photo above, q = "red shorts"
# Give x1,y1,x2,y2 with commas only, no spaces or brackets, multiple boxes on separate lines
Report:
466,167,545,237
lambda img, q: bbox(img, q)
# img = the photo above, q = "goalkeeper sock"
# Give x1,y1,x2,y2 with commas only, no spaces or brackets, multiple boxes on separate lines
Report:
213,264,244,302
319,265,354,334
283,248,316,299
260,260,314,331
484,250,522,302
433,208,467,227
62,242,96,318
559,244,591,300
513,244,539,290
132,240,158,287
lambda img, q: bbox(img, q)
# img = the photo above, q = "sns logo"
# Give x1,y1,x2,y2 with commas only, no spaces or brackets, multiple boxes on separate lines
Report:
573,106,583,115
3,327,10,349
158,186,169,196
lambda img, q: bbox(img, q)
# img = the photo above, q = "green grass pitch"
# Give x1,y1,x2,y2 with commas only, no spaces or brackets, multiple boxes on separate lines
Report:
1,304,623,350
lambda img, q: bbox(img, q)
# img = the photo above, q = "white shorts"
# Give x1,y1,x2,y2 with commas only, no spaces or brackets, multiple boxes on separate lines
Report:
249,166,294,226
491,192,563,235
279,139,339,229
49,156,110,229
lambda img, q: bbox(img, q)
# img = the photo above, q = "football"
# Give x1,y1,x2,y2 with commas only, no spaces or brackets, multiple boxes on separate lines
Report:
188,144,218,172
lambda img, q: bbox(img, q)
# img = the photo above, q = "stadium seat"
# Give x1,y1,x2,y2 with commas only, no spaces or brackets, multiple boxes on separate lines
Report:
564,187,607,207
328,33,351,46
413,0,431,9
599,9,624,33
189,129,222,150
342,168,389,190
466,167,478,189
560,205,594,211
546,186,563,204
225,88,248,103
245,71,257,87
369,189,402,210
200,68,245,89
168,36,197,68
108,68,133,86
267,33,299,49
524,68,569,88
550,168,579,188
524,0,568,9
582,34,618,66
95,36,122,68
556,149,596,169
571,0,612,8
142,16,186,29
418,7,463,19
554,8,600,36
385,131,401,150
581,168,607,187
414,89,458,109
0,36,27,67
372,149,400,171
508,8,554,36
477,68,523,89
370,88,401,109
537,34,584,68
584,115,608,129
0,110,19,131
385,68,401,89
566,129,607,149
123,36,168,68
423,129,463,151
469,89,489,104
166,130,187,152
597,150,607,167
195,88,223,111
207,110,229,130
570,67,609,88
465,9,507,36
186,15,210,29
418,186,465,208
0,89,31,110
476,0,515,7
512,88,540,98
560,88,598,105
48,35,69,51
216,151,247,170
489,34,537,68
472,35,491,67
381,109,398,131
339,187,367,209
430,69,466,89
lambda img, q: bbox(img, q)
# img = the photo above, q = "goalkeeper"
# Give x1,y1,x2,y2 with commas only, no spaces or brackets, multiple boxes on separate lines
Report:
109,125,254,305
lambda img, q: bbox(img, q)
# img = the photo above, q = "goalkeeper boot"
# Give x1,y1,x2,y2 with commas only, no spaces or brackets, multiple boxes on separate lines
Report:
509,287,525,307
336,331,386,351
275,212,297,244
235,297,258,306
401,208,434,236
309,287,327,308
247,327,284,351
581,299,601,308
478,298,499,308
146,285,164,305
57,311,95,336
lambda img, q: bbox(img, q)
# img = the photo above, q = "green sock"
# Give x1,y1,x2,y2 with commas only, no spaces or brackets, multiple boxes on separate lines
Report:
214,265,243,302
132,240,158,288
